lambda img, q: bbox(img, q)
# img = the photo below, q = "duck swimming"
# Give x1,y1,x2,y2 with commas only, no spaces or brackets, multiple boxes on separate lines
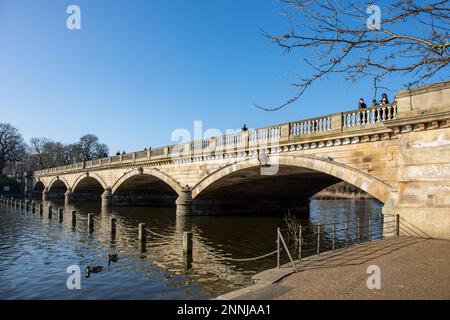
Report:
108,253,118,265
85,266,103,278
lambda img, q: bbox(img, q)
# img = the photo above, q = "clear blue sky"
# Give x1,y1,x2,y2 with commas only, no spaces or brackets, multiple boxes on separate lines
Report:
0,0,435,153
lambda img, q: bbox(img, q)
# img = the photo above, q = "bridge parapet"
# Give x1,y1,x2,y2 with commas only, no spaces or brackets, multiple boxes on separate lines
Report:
34,103,401,177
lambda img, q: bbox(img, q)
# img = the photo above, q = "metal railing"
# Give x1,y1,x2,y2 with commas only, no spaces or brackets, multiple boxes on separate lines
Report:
276,213,399,269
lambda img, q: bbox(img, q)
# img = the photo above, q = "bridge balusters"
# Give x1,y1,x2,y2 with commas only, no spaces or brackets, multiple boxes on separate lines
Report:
33,101,403,178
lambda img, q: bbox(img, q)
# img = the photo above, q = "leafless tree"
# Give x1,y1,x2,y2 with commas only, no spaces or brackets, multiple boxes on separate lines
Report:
29,138,67,169
0,123,26,175
284,210,302,249
76,134,109,161
256,0,450,110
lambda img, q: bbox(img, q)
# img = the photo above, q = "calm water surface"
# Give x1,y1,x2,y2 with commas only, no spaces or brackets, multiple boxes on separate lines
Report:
0,200,381,299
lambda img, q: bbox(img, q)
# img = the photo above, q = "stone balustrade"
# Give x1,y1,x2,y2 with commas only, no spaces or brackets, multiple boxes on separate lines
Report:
34,104,398,176
343,104,397,128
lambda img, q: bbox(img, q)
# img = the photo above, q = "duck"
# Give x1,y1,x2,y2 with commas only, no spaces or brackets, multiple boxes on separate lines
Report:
108,253,119,265
85,266,103,278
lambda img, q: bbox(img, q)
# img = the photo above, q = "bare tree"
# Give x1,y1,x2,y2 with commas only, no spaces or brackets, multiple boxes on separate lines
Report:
256,0,450,110
284,210,301,250
76,134,109,161
29,137,49,169
29,138,68,169
0,123,26,175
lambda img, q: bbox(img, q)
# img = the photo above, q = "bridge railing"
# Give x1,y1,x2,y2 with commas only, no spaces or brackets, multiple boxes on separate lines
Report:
34,103,397,176
342,104,397,129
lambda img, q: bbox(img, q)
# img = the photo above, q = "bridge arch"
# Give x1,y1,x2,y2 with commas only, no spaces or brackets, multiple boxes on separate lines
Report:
72,173,108,192
32,180,47,191
110,168,181,207
111,168,181,195
48,177,69,191
46,176,70,200
191,154,394,204
70,173,109,202
31,180,47,199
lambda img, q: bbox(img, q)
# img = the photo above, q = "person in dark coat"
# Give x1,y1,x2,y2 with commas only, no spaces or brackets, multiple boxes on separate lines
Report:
358,98,367,109
358,98,367,124
380,93,390,105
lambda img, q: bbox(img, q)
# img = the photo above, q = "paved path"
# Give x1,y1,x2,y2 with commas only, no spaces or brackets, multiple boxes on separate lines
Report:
218,237,450,300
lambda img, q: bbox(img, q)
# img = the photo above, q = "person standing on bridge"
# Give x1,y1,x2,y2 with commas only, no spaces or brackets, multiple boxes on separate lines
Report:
380,93,390,105
358,98,367,124
358,98,367,109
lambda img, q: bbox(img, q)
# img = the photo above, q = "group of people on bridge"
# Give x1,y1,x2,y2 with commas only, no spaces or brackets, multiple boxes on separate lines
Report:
358,93,393,110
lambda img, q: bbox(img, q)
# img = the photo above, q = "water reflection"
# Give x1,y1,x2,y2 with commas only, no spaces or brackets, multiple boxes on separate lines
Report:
0,199,381,299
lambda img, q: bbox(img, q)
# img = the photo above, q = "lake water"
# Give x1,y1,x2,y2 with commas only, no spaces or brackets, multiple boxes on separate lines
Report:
0,199,382,299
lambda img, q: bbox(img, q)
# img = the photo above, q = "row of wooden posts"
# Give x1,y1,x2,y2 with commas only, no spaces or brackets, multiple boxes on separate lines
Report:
0,197,193,258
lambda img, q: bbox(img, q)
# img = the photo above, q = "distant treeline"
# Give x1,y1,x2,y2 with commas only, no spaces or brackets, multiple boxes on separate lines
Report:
0,122,109,177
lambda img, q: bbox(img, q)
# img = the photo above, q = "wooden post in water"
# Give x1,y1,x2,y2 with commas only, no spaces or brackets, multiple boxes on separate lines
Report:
48,206,53,219
138,223,147,243
71,211,76,226
58,208,64,223
183,231,193,257
368,217,372,241
110,218,116,237
39,204,43,215
31,202,36,213
87,214,94,231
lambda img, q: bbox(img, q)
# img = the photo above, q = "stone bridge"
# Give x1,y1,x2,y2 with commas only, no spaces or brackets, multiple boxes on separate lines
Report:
32,81,450,239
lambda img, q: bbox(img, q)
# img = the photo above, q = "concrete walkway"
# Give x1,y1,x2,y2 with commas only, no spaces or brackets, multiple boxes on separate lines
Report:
217,237,450,300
